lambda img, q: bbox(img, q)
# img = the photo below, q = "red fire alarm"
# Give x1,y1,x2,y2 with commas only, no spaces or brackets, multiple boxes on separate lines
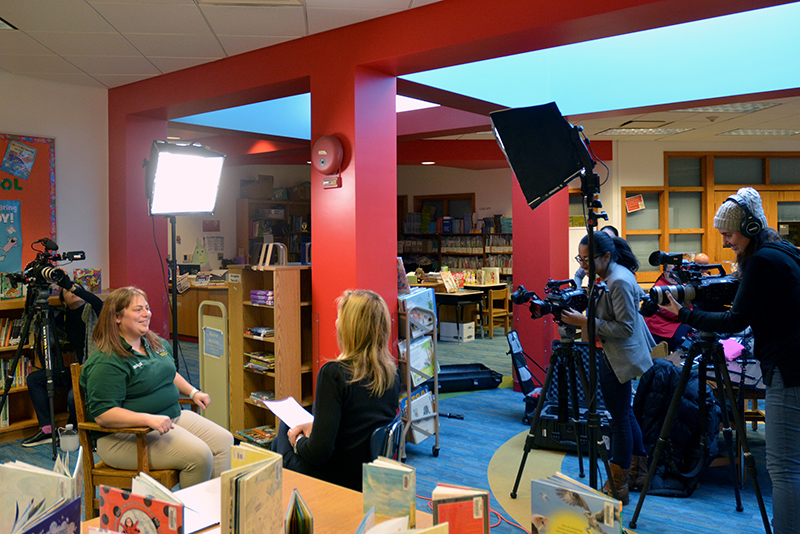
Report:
312,135,344,188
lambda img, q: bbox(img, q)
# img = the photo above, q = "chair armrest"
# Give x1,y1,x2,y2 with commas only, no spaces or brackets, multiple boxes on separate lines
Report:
179,396,200,413
77,422,152,435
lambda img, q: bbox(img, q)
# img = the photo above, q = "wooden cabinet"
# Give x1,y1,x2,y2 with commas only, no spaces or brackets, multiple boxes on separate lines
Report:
0,297,68,443
168,285,229,338
227,264,313,434
236,199,311,265
398,233,513,276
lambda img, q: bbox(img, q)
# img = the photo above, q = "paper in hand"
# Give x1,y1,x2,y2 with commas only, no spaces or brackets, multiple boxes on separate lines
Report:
258,397,314,428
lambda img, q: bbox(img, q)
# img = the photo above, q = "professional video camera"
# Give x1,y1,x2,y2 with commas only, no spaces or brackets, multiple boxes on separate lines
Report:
643,250,739,313
511,279,589,324
5,238,85,293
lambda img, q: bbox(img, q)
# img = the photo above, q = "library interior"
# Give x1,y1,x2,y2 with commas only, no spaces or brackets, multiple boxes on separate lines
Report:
2,1,800,533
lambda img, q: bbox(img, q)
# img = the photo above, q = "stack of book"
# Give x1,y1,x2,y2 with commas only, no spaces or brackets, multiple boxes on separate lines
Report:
235,425,277,447
249,390,275,402
0,317,24,346
250,289,274,306
246,326,274,338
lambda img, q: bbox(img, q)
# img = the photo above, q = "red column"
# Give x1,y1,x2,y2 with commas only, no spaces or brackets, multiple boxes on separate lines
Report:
310,65,398,370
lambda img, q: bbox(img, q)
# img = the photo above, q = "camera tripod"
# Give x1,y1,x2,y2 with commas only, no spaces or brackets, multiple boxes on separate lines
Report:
629,331,771,534
510,324,617,500
0,283,64,459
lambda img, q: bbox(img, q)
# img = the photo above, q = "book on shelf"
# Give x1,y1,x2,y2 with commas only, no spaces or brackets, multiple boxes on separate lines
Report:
431,483,489,534
284,488,312,534
98,484,183,534
530,472,623,534
244,361,274,374
9,495,81,534
131,471,218,534
220,452,283,534
0,447,83,522
249,390,275,402
1,273,22,299
246,326,275,338
234,425,277,447
397,257,411,295
398,287,436,338
400,387,435,444
257,396,313,428
398,335,438,388
362,456,416,527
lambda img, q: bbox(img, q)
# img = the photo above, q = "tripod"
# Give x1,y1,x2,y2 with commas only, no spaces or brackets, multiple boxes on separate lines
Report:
0,283,64,460
629,331,771,534
510,324,617,499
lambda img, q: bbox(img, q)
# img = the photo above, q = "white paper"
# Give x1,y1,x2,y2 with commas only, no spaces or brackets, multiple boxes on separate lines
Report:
258,397,314,427
174,478,222,533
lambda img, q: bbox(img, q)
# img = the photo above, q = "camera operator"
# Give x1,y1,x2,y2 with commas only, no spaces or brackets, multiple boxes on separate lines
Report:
561,232,655,504
660,187,800,534
21,270,103,447
644,264,693,352
573,225,619,288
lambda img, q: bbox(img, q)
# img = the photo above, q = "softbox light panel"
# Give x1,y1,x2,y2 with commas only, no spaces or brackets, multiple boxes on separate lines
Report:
490,102,588,211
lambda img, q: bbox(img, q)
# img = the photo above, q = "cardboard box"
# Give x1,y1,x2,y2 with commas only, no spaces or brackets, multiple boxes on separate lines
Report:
440,321,475,342
240,175,274,199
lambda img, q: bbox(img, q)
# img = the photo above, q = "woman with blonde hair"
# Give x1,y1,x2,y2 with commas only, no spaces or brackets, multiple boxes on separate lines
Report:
272,289,400,490
81,286,232,488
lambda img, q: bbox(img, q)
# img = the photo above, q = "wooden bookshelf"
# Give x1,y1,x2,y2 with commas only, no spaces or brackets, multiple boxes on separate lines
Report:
227,264,313,435
236,198,310,265
398,232,512,275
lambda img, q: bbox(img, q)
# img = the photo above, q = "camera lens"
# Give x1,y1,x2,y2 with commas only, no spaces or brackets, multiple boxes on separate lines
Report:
650,284,696,306
40,266,66,284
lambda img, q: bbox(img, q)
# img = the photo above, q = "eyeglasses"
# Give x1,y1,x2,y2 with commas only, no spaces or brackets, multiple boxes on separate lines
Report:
574,254,602,265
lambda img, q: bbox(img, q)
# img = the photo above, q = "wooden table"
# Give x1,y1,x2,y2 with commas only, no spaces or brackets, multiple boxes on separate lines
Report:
82,469,432,534
435,290,484,339
464,283,508,337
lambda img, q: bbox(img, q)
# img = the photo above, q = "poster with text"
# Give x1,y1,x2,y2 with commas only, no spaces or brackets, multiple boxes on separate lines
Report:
0,200,22,273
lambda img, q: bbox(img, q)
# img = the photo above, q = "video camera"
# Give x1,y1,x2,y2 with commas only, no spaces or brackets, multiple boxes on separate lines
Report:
5,238,85,292
511,279,589,325
641,250,739,313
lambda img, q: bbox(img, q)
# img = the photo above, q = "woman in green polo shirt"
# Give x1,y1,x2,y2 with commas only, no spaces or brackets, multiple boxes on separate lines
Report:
81,286,232,488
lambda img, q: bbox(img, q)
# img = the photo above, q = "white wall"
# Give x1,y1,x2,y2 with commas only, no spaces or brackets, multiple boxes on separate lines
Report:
0,72,108,286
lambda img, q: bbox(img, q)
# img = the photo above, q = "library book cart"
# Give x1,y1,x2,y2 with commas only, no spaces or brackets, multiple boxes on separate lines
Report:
397,305,440,461
227,264,313,446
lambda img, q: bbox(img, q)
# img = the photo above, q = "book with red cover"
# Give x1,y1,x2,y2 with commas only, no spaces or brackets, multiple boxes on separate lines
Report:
431,483,489,534
98,485,183,534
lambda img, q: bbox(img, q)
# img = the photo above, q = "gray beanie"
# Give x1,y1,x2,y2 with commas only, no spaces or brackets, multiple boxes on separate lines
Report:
713,187,767,232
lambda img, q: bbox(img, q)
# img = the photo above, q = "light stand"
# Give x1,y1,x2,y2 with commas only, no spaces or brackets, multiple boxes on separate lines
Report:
145,140,225,369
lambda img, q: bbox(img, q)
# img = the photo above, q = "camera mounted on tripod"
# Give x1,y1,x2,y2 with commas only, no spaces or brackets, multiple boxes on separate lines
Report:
640,250,739,314
511,279,589,325
5,238,85,303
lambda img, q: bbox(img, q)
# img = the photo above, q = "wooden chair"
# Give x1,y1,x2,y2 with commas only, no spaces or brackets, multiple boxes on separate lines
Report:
70,363,195,519
481,287,511,339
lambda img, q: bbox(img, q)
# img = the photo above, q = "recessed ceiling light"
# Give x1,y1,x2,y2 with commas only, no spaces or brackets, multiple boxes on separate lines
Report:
676,103,779,113
396,96,439,113
0,17,18,30
718,128,799,136
166,136,181,140
596,128,692,136
421,161,436,165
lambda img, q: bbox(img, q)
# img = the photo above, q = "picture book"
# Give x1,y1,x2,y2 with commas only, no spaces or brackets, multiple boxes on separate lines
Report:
131,471,217,534
98,485,183,534
398,287,436,338
362,456,416,527
400,388,435,444
397,257,411,295
220,454,282,534
235,425,277,447
11,496,81,534
73,268,101,293
284,488,312,534
431,483,489,534
231,442,282,469
0,448,83,524
398,336,438,388
1,273,22,299
530,472,623,534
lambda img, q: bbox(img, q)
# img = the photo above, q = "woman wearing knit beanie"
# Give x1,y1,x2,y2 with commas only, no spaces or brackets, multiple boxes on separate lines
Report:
660,187,800,534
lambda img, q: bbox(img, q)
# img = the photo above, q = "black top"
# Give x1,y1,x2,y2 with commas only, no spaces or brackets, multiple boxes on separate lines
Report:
678,241,800,387
294,360,400,491
56,284,103,362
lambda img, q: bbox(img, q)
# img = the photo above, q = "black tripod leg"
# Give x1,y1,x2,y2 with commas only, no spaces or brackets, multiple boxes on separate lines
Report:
511,350,558,499
566,352,585,479
629,347,696,530
713,351,772,534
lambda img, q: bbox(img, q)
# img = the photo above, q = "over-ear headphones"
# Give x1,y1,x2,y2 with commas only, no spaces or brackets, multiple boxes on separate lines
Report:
725,194,763,237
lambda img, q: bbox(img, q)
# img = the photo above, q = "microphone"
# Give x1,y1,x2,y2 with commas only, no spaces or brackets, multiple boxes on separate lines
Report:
34,237,59,251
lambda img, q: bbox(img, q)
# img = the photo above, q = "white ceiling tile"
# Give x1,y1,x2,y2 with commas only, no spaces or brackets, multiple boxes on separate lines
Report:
216,35,295,56
64,54,161,75
27,31,140,56
0,54,84,74
148,56,223,74
89,2,210,34
91,72,156,88
306,0,408,8
199,6,307,36
123,33,226,58
307,8,398,34
21,71,108,88
0,31,59,54
1,0,116,32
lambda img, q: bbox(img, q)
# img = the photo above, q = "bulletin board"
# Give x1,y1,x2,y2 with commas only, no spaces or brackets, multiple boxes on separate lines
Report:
0,133,56,274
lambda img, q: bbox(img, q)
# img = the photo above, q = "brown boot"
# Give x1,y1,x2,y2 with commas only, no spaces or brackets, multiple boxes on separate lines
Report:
602,462,629,505
629,455,649,491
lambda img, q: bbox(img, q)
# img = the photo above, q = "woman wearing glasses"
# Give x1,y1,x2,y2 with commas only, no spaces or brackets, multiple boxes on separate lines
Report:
561,231,655,504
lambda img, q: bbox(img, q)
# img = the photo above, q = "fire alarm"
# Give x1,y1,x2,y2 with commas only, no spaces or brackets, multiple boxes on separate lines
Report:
312,135,344,176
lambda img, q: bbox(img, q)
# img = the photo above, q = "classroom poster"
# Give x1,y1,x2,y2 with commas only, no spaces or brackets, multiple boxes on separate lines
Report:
0,200,22,273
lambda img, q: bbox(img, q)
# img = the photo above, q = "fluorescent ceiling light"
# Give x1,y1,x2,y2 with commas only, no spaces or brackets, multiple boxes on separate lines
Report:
421,161,436,165
396,96,439,113
675,103,780,113
596,128,692,136
718,129,799,136
0,17,17,30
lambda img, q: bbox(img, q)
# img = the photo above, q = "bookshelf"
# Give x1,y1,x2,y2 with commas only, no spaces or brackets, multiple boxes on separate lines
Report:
236,198,311,265
227,264,314,436
398,233,512,276
0,297,69,442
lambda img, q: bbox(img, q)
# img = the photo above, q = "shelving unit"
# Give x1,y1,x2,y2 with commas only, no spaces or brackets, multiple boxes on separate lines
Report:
227,264,313,436
397,306,440,460
398,233,512,276
236,198,311,265
0,297,68,443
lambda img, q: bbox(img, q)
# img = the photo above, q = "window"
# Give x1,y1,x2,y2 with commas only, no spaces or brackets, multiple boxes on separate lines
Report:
413,193,476,222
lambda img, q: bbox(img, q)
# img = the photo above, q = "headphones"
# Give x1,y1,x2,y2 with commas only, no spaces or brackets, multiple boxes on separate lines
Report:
725,194,763,238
